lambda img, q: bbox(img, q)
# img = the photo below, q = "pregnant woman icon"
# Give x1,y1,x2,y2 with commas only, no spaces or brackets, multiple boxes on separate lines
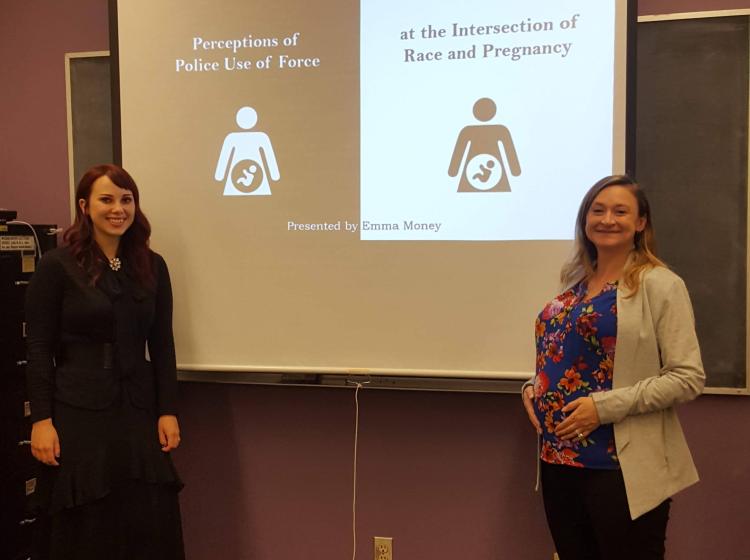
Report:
448,98,521,192
215,106,280,196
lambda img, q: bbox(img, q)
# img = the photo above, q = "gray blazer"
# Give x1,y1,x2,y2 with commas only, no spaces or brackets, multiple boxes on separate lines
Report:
526,265,705,520
591,265,704,519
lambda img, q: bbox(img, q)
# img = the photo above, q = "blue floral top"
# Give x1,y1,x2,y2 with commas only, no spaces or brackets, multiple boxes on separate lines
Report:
534,281,619,469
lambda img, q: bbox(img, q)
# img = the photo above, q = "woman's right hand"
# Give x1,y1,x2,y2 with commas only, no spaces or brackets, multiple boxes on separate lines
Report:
522,385,542,435
31,418,60,466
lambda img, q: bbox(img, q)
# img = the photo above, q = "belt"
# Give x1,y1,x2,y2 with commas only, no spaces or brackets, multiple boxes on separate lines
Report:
57,342,116,369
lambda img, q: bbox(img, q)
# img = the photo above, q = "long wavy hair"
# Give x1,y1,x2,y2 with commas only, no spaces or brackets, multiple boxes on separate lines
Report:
64,164,155,288
560,175,665,296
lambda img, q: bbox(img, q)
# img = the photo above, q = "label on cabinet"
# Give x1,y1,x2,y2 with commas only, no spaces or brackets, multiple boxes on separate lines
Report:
0,236,35,251
25,478,37,496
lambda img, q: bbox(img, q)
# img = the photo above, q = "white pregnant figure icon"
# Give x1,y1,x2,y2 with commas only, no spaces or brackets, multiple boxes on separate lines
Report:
215,106,280,196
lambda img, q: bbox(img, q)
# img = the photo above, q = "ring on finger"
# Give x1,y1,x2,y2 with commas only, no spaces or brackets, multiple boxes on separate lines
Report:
577,432,584,440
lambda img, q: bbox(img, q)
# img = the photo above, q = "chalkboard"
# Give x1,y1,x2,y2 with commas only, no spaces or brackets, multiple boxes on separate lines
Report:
635,16,749,391
66,15,750,390
66,53,113,191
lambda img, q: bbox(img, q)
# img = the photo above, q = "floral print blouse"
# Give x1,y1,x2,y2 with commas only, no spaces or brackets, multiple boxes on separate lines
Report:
534,281,619,469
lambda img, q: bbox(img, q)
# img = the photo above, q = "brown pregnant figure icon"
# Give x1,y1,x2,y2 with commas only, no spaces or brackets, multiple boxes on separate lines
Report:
448,97,521,192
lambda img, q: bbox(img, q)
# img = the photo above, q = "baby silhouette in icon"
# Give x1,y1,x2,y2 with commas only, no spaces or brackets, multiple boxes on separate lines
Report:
448,98,521,192
237,163,260,187
473,160,495,183
215,106,280,196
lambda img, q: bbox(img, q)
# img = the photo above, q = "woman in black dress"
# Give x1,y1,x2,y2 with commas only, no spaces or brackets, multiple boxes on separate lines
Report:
26,164,185,559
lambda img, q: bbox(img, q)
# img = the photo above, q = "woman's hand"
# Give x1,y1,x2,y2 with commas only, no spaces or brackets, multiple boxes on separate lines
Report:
158,415,181,452
522,385,542,435
555,396,601,441
31,418,60,466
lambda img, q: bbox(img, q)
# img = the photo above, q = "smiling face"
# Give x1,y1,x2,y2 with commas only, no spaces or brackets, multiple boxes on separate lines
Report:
584,185,646,255
79,175,136,246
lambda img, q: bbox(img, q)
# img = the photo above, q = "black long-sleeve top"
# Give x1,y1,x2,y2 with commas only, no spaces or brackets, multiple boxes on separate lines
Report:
25,247,178,422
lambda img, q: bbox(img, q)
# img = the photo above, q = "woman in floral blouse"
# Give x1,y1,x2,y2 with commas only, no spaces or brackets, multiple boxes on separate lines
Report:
522,175,704,560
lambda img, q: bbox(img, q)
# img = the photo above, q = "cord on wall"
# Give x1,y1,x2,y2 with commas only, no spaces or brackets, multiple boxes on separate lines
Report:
348,378,369,560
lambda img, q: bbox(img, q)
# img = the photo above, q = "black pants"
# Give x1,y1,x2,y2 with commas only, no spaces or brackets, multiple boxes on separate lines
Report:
541,462,671,560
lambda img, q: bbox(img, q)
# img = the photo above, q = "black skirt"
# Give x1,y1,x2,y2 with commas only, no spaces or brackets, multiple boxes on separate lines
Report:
31,396,185,560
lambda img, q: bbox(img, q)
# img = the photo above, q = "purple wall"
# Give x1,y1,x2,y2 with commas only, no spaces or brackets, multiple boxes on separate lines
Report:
0,0,108,228
175,386,749,559
643,0,750,13
3,1,750,558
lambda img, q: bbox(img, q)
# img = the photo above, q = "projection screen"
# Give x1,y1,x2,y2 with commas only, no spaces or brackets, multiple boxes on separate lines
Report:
111,0,634,379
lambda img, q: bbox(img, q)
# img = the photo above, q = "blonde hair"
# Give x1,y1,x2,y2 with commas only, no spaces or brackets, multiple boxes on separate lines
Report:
560,175,666,296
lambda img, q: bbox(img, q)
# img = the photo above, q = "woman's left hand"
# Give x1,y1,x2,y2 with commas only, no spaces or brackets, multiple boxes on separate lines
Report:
555,396,601,441
158,415,181,452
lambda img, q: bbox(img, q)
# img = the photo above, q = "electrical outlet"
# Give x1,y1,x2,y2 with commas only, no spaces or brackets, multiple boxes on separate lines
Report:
373,536,393,560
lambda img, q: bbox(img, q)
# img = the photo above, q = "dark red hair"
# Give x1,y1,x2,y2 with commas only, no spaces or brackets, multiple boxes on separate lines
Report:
64,164,155,288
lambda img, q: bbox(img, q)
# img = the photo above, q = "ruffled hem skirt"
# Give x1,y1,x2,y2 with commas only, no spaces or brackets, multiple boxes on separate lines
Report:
30,397,185,560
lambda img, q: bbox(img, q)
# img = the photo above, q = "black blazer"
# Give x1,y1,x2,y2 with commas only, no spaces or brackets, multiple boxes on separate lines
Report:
25,247,178,422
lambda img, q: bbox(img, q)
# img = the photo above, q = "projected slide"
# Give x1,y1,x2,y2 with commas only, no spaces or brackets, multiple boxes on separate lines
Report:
360,1,615,240
115,0,629,376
